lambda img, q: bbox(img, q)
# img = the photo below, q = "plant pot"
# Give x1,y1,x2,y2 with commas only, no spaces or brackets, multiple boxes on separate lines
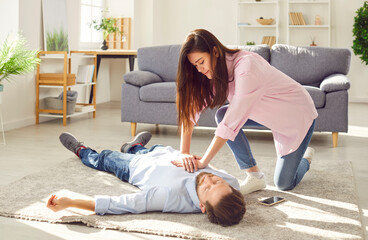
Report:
0,84,3,92
101,40,108,50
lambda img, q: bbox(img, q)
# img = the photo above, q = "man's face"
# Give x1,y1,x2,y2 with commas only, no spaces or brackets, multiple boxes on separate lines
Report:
196,172,232,213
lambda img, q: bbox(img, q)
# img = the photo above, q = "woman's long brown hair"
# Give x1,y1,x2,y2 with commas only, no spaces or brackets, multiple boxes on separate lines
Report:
176,29,239,131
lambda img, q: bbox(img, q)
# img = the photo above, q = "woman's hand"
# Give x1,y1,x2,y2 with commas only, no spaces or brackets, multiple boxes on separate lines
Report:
171,154,207,173
47,195,71,212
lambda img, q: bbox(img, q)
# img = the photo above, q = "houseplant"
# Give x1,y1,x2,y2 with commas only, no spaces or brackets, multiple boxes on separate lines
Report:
0,34,40,93
91,18,121,50
352,1,368,65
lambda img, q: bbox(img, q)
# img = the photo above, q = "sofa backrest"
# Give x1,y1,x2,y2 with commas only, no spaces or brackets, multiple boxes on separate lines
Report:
137,44,271,82
270,44,351,87
138,45,181,82
233,44,271,62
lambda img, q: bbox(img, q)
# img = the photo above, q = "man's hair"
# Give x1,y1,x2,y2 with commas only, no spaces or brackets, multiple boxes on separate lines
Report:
205,186,246,227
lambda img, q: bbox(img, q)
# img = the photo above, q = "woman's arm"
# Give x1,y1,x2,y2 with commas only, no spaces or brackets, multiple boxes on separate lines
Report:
47,194,95,212
180,122,194,154
172,135,227,172
199,136,227,167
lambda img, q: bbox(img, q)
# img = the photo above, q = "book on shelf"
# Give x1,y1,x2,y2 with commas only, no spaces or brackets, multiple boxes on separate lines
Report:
75,104,95,112
76,65,95,84
261,36,276,47
297,12,306,25
289,12,306,25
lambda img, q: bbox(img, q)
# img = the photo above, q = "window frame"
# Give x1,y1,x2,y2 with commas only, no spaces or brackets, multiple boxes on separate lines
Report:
79,0,105,49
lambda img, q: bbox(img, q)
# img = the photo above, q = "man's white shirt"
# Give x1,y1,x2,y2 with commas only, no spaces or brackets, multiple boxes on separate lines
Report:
95,146,240,215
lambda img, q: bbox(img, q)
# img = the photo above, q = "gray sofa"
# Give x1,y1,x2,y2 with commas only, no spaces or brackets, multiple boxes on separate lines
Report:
121,44,351,147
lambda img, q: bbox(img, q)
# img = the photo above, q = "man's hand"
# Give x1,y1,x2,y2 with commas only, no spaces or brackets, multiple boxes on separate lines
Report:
47,195,72,212
171,154,207,173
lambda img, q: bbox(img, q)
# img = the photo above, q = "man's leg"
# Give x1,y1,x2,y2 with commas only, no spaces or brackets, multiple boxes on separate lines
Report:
274,120,315,191
120,131,152,153
59,133,134,182
128,144,164,155
79,149,134,182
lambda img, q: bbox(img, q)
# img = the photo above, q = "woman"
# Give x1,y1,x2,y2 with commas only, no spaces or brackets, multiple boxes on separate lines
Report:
172,29,318,194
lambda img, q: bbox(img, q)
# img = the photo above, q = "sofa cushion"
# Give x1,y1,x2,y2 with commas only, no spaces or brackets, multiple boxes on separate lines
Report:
270,44,351,87
236,44,271,62
304,86,325,109
138,45,181,83
140,82,176,103
320,74,351,93
124,71,162,86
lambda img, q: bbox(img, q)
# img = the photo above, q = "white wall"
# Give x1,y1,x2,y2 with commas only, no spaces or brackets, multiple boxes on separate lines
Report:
0,0,367,131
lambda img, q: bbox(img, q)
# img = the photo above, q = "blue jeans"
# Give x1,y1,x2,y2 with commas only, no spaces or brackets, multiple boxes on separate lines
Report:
79,144,163,182
215,105,316,191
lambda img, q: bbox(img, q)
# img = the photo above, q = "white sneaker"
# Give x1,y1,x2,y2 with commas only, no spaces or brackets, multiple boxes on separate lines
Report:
303,147,315,164
240,174,266,195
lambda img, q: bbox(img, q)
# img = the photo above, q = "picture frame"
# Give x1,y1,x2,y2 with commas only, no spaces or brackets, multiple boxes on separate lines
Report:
42,0,69,52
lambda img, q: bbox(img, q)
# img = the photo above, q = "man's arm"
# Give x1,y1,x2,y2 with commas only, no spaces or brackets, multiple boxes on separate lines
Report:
47,194,95,212
47,187,170,215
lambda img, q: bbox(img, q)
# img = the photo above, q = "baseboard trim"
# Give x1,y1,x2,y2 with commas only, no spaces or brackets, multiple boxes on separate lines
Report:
2,116,53,131
349,97,368,103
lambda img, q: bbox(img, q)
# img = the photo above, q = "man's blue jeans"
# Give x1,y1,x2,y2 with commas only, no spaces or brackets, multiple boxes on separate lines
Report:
79,144,163,182
215,105,316,191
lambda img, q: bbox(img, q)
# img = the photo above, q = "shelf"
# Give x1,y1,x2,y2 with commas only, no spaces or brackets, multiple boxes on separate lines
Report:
287,0,330,46
237,0,279,46
39,108,95,118
239,1,278,4
289,1,329,4
288,25,329,28
39,82,96,88
238,25,277,28
36,51,97,126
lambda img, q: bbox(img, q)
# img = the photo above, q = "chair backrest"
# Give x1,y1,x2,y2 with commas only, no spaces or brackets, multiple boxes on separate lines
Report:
270,44,351,87
137,45,181,82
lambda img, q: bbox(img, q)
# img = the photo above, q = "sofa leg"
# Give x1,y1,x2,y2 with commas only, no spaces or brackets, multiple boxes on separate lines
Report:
131,122,137,136
332,132,338,148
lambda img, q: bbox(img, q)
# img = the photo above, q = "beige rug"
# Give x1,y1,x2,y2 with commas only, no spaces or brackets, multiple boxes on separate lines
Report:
0,149,363,240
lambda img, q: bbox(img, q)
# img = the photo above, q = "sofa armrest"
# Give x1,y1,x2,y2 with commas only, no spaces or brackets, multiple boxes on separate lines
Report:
320,74,351,93
123,71,163,87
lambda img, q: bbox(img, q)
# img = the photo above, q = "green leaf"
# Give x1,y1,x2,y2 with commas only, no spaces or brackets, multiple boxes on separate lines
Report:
352,1,368,65
0,34,40,82
90,18,121,41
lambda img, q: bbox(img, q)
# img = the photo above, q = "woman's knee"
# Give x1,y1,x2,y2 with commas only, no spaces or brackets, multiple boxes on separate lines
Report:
273,176,295,191
215,106,228,125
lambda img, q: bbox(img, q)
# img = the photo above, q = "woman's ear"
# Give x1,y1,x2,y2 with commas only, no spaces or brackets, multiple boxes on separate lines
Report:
213,46,219,58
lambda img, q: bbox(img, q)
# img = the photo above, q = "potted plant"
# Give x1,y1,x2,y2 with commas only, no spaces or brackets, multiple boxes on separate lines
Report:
91,18,121,50
352,1,368,65
0,34,40,95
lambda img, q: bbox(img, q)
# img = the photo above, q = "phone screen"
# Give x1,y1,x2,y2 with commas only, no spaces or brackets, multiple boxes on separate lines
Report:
259,196,285,206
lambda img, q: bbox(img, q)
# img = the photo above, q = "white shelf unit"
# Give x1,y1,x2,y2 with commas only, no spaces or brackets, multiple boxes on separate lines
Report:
237,0,279,46
287,0,331,47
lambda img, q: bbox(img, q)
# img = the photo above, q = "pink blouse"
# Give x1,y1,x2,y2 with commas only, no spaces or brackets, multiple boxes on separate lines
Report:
194,50,318,156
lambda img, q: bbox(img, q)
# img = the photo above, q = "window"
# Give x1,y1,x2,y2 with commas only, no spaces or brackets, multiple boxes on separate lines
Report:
80,0,104,43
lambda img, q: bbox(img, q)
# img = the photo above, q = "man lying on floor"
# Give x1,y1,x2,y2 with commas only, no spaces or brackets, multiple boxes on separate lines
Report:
47,131,246,227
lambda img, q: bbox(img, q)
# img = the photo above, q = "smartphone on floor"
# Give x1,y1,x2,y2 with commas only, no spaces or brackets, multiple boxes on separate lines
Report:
258,196,285,206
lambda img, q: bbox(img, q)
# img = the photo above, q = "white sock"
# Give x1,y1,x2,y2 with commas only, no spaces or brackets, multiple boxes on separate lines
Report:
247,171,264,179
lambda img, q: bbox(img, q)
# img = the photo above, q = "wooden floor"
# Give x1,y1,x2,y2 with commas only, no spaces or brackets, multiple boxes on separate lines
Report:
0,101,367,240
